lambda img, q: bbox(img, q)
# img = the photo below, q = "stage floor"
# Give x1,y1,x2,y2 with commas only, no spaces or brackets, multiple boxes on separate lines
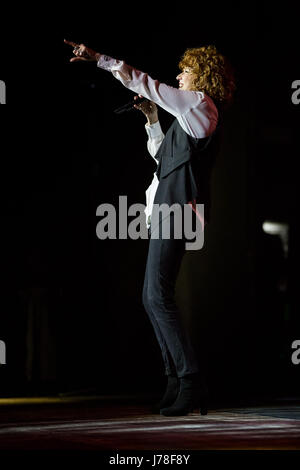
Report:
0,395,300,450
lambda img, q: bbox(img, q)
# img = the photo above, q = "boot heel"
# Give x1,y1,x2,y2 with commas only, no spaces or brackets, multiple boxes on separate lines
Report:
160,374,209,417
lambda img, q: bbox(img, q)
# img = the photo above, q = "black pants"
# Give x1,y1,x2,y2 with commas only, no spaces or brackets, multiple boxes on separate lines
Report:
142,215,199,378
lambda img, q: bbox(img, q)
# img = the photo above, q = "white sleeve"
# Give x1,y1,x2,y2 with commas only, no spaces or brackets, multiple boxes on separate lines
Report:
97,55,218,138
145,121,164,163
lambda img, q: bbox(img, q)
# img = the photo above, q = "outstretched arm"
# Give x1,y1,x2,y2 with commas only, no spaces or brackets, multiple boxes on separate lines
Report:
96,54,205,118
64,40,218,137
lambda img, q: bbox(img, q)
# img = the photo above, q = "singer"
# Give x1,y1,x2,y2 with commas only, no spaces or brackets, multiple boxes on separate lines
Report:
64,40,235,416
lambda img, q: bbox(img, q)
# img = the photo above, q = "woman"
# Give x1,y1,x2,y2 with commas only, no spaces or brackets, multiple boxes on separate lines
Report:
64,40,235,415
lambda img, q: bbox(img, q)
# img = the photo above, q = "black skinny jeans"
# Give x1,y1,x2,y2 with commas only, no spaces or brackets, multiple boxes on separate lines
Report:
142,215,199,378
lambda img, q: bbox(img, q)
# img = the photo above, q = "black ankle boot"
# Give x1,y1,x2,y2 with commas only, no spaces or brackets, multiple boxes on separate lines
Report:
152,374,179,413
160,373,208,416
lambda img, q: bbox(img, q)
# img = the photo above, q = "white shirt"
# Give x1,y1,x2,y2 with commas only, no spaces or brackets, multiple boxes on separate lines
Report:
144,120,164,227
97,55,218,227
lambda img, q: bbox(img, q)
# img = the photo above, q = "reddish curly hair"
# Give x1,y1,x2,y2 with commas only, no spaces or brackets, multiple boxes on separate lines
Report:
179,45,236,106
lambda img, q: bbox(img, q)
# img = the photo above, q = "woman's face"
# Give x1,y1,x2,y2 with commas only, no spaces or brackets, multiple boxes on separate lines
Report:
176,67,197,91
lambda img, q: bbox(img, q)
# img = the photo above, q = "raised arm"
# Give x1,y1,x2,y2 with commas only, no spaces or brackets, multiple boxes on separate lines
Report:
64,40,218,137
97,55,206,118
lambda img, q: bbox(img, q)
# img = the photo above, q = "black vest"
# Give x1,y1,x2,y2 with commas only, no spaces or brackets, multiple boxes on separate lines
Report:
153,118,222,223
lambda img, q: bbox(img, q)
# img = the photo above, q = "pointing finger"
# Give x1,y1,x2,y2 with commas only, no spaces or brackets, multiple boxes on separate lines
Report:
64,39,79,48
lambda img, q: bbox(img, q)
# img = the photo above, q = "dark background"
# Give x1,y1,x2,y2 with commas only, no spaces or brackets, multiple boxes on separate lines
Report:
0,1,299,404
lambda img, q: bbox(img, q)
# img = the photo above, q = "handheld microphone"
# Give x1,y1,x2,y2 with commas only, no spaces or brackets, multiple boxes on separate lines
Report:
113,96,146,114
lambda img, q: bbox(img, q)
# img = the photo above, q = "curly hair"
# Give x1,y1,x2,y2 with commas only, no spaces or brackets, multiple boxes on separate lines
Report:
179,45,236,107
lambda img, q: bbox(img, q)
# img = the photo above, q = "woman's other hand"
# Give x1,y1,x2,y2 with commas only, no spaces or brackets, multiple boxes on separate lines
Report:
134,94,158,125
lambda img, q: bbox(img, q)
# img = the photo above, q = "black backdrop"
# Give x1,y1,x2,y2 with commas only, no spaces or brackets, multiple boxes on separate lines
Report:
0,1,299,402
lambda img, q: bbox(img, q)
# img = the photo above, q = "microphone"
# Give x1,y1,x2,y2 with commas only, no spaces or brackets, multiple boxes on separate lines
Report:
113,96,147,114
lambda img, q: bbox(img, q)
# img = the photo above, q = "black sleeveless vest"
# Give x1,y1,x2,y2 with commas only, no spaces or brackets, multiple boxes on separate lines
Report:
153,118,222,223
